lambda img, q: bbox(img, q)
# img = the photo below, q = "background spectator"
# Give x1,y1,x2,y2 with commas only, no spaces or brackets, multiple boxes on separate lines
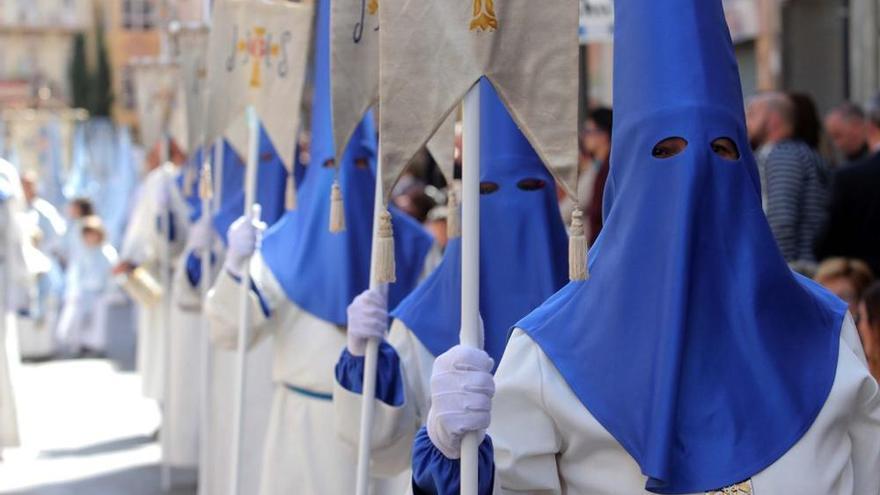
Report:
814,257,875,316
857,282,880,380
746,92,829,266
815,93,880,276
824,101,869,166
788,92,823,150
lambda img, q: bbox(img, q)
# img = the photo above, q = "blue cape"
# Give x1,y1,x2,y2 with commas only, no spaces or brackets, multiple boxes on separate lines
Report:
260,0,433,326
517,0,847,492
392,80,568,366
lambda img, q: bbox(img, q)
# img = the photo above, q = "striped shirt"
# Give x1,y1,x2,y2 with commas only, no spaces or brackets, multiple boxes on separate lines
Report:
757,140,830,263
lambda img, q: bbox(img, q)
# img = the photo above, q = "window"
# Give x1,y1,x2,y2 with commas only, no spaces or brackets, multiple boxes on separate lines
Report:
122,0,156,30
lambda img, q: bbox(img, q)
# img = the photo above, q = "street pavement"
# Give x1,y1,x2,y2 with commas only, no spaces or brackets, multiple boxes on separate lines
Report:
0,302,197,495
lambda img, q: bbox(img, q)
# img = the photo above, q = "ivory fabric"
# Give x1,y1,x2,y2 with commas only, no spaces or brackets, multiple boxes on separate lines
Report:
119,165,190,401
204,253,424,494
133,62,184,152
330,0,379,163
378,0,580,199
0,158,26,448
483,322,880,494
172,25,210,154
205,0,312,170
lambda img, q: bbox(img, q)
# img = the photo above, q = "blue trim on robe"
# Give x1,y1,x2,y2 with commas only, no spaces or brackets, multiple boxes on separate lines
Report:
185,251,217,288
227,270,272,318
284,383,333,401
411,427,494,495
334,342,405,407
155,212,176,242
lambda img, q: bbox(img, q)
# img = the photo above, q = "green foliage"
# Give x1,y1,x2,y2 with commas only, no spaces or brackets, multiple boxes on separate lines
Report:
67,22,114,116
89,23,114,117
68,34,91,110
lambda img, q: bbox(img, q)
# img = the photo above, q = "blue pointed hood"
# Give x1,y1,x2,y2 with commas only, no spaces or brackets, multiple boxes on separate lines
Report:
392,79,569,366
518,0,847,492
260,0,433,326
213,124,290,243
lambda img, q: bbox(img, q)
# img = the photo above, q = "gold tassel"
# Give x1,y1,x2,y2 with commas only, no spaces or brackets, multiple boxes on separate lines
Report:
285,170,297,210
446,186,461,239
198,162,213,201
329,179,345,232
569,208,588,281
374,208,396,283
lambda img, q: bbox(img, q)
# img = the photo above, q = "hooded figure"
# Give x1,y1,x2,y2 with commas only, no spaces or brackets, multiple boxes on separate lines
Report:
203,0,435,492
409,0,880,493
332,79,569,484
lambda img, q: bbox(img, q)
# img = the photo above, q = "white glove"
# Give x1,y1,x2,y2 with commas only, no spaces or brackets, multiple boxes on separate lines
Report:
426,345,495,460
186,215,214,254
224,214,265,278
346,287,389,356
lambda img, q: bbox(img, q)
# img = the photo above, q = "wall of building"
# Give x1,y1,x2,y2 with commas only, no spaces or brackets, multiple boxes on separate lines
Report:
0,0,92,106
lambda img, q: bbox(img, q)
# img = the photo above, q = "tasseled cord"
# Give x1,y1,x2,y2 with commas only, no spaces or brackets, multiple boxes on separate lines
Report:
373,208,396,283
569,208,589,281
198,161,213,202
285,168,297,210
329,177,345,233
446,185,461,239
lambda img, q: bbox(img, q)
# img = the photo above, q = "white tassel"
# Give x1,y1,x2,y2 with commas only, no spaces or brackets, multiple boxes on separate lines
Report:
285,170,297,210
329,179,345,232
198,163,213,201
569,208,588,281
446,186,461,239
374,209,396,283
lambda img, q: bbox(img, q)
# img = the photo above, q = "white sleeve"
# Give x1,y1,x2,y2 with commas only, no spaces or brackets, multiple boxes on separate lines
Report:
204,253,288,351
842,316,880,495
333,319,425,478
491,329,564,494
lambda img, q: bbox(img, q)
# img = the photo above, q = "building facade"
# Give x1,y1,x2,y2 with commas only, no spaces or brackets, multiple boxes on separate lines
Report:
0,0,93,108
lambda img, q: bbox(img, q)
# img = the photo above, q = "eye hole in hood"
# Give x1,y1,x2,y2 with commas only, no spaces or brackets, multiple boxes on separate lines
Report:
517,178,547,191
652,137,688,159
480,181,500,195
711,137,740,161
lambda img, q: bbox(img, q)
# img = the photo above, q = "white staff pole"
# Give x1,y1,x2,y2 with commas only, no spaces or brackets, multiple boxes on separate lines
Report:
459,83,481,495
196,0,218,485
158,134,173,493
196,143,215,495
229,106,261,495
354,144,386,495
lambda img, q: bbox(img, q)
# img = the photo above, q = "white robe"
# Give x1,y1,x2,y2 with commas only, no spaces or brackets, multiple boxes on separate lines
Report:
205,251,435,495
0,159,27,448
479,318,880,494
119,164,189,401
17,198,66,358
56,244,117,352
163,252,206,467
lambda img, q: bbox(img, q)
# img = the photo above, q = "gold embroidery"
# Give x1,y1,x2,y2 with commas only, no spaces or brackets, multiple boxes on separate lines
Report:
707,479,753,495
469,0,498,32
237,27,282,88
368,0,378,16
